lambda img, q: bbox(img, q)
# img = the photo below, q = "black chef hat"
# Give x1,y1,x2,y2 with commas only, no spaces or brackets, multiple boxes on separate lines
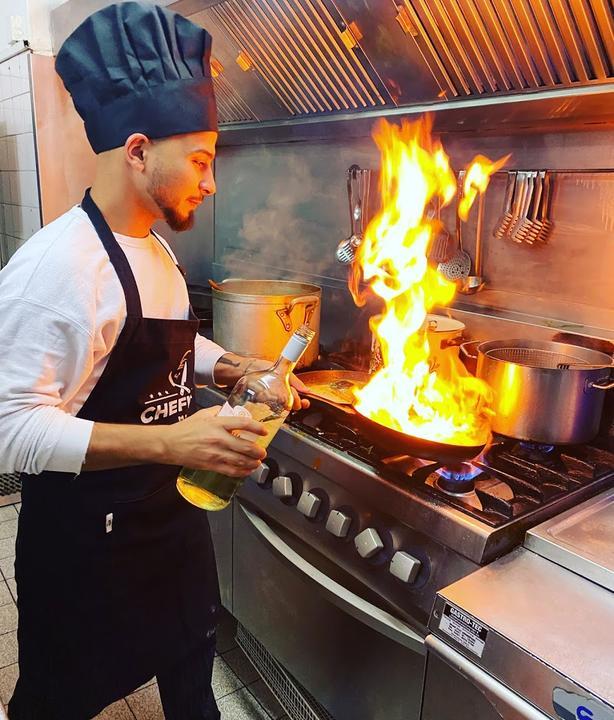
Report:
55,1,217,154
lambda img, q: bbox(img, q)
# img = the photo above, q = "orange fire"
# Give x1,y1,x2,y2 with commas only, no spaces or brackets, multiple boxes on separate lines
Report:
350,117,508,447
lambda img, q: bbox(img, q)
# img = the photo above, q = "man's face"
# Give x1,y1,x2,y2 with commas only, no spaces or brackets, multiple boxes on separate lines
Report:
145,131,217,231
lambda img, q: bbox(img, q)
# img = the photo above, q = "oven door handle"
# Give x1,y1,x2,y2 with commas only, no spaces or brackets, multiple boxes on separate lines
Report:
425,636,552,719
239,504,425,654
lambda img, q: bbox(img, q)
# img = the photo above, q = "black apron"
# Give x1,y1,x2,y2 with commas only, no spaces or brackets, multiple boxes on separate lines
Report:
12,189,220,719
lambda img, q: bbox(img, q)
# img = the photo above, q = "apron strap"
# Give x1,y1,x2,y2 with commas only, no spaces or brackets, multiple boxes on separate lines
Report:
81,188,143,318
151,229,188,278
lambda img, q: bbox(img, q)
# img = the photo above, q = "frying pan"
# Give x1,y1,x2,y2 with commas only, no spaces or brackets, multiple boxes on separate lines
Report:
298,370,487,463
297,370,369,405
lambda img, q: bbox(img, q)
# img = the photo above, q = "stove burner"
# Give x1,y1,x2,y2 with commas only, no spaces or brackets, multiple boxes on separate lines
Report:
288,403,614,527
435,463,482,494
519,442,556,454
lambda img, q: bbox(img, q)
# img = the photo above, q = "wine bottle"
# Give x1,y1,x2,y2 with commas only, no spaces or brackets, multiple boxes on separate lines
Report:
177,324,315,510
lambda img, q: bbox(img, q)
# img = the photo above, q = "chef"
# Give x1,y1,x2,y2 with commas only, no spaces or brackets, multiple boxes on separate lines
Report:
0,2,306,718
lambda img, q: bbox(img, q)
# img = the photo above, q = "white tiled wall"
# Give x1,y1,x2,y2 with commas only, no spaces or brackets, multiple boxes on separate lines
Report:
0,51,41,268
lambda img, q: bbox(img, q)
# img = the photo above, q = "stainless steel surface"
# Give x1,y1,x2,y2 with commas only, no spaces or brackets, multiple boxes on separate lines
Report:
51,0,614,135
190,0,391,124
206,503,233,611
335,165,370,264
485,345,591,368
211,278,321,368
459,190,485,294
423,635,553,720
372,312,465,374
438,170,472,281
429,547,614,716
476,339,614,444
240,504,424,652
233,499,426,720
525,487,614,592
400,0,613,97
236,624,335,720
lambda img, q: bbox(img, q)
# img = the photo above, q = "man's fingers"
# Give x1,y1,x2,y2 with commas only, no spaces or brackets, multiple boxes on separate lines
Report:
219,416,268,436
224,435,267,460
290,374,309,393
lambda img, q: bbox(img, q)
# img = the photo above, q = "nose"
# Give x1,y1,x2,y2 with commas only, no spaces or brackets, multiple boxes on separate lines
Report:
199,166,216,196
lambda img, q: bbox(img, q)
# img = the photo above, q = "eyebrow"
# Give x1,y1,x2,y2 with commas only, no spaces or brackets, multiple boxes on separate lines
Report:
190,148,215,160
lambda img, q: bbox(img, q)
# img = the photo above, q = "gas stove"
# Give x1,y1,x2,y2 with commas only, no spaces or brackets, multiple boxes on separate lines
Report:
198,387,614,629
291,401,614,529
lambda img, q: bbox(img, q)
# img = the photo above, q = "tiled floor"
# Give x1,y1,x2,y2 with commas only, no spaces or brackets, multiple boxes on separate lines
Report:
0,501,288,720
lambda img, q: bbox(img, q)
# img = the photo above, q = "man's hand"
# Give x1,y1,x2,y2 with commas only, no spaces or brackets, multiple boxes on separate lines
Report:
84,406,268,475
166,406,268,476
213,354,310,411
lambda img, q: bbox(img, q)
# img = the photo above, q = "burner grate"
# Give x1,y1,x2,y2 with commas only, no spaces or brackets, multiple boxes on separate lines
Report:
288,406,614,527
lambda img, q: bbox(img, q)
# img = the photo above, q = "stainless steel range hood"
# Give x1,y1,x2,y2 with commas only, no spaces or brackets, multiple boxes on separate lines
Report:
51,0,614,139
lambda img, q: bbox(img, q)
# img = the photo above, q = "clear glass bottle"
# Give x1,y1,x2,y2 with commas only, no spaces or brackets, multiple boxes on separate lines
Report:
177,325,315,510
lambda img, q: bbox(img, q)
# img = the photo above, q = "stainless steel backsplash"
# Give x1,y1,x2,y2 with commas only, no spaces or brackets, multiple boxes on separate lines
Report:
197,129,612,347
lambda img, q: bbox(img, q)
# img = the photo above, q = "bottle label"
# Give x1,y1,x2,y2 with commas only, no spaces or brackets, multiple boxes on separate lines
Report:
218,401,252,419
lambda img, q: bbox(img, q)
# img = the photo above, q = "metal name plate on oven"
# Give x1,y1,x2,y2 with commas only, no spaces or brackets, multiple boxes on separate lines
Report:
553,688,614,720
438,602,488,658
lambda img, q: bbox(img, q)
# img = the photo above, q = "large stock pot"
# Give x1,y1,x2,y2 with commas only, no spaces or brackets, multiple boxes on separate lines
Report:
210,279,321,369
469,339,614,445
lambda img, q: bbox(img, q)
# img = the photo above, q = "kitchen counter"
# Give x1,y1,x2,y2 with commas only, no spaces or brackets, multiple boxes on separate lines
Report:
427,501,614,718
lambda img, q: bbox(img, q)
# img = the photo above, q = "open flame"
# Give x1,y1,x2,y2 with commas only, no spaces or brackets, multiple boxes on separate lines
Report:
349,116,508,447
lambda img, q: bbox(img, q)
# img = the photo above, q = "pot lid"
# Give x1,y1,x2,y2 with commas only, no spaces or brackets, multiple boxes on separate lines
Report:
426,314,465,333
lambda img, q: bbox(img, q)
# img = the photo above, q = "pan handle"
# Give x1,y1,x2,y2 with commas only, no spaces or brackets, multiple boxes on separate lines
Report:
208,278,224,291
275,295,320,332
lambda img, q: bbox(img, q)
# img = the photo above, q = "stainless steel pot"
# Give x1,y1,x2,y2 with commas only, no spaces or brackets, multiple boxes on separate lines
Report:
210,279,321,369
370,313,465,374
470,339,614,444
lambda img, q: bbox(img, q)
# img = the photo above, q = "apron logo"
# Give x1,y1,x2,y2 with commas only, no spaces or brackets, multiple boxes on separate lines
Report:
140,351,193,424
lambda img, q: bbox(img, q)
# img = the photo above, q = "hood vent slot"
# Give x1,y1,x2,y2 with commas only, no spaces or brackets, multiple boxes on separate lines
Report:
400,0,614,98
209,0,390,116
213,71,258,123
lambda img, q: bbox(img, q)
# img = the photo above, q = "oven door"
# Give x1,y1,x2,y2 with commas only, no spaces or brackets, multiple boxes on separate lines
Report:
422,636,553,720
233,500,426,720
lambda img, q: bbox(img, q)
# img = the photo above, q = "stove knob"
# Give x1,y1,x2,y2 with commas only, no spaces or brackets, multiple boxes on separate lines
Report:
249,462,270,486
272,475,293,499
297,491,321,519
354,528,384,559
325,510,352,538
389,551,422,584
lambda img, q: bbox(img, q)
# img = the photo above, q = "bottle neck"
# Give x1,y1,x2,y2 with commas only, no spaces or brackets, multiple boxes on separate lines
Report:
270,354,297,378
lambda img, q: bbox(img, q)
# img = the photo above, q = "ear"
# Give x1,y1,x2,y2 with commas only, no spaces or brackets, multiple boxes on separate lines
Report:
124,133,152,172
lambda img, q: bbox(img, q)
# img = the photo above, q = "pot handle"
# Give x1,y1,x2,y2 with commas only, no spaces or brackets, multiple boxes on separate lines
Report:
588,377,614,391
208,279,224,291
459,340,480,360
276,295,320,332
441,336,465,350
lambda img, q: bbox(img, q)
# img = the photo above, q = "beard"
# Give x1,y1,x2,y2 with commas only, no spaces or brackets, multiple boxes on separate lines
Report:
147,168,195,232
159,204,195,232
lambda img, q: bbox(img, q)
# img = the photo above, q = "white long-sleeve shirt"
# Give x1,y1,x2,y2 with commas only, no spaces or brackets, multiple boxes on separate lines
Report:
0,205,226,475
